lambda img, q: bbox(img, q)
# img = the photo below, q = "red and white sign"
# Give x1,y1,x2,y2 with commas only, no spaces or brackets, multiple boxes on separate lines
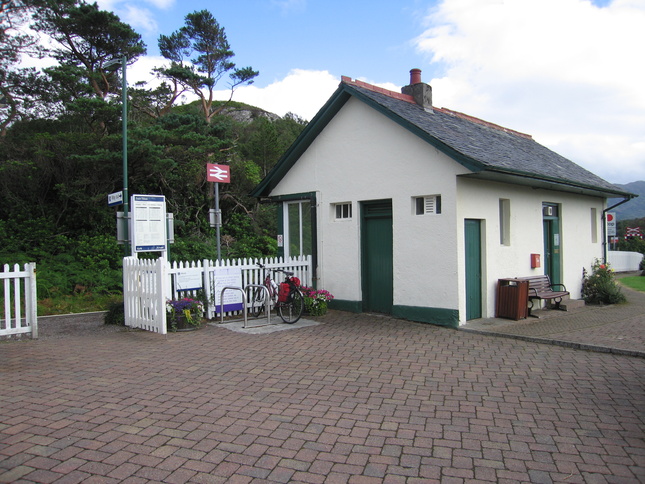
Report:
207,163,231,183
606,212,616,236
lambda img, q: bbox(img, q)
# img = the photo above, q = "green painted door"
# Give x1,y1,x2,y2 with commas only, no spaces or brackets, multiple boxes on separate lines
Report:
543,218,561,285
465,219,482,320
361,200,393,314
542,204,561,285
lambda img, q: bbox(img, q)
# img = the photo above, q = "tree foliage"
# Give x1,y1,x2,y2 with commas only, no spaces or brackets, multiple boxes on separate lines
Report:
32,0,146,99
0,1,306,300
0,0,46,135
156,10,258,123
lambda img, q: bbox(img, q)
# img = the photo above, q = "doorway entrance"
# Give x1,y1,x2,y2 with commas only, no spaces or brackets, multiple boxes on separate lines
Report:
542,204,561,285
361,200,393,314
464,219,482,320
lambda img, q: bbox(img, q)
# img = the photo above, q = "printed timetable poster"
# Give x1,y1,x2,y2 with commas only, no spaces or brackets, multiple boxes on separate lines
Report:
212,267,244,313
131,194,167,252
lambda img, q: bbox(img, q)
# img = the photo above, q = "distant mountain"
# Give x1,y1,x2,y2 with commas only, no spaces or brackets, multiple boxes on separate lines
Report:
609,181,645,220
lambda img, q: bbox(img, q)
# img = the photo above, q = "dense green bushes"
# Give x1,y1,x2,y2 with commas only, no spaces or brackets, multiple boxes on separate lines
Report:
0,2,306,314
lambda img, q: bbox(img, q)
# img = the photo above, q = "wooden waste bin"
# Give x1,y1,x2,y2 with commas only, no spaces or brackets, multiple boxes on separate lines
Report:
496,278,529,320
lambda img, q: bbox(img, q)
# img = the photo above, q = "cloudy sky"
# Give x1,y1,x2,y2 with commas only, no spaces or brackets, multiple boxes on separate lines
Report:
92,0,644,185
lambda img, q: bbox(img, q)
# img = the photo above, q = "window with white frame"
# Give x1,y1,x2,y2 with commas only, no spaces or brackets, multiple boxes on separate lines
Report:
334,202,352,220
283,200,312,258
414,195,441,215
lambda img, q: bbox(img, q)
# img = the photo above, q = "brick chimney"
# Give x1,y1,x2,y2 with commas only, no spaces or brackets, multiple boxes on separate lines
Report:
401,68,432,111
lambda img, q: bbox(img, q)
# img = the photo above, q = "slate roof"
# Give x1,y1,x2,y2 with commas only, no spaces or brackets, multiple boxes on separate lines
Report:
251,78,635,199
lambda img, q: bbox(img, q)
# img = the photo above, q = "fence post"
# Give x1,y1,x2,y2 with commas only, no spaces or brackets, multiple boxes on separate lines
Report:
159,258,169,334
203,259,214,320
27,263,37,339
122,258,132,327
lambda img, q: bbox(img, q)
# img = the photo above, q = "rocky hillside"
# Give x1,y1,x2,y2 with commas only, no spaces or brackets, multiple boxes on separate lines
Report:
219,104,280,123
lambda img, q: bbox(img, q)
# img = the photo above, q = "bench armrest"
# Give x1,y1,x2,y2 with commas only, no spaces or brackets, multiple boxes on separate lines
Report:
551,283,567,292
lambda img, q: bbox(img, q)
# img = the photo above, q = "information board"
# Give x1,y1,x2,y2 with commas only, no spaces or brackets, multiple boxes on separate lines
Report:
131,195,167,252
212,267,244,313
176,270,203,291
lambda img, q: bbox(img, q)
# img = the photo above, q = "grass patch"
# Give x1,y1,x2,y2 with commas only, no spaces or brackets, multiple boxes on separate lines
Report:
618,276,645,293
38,293,123,316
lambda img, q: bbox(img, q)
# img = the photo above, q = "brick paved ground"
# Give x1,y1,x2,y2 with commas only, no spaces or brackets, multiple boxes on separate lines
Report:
1,310,644,483
462,280,645,357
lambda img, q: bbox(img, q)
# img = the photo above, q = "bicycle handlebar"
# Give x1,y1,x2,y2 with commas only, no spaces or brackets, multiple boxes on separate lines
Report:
257,263,294,277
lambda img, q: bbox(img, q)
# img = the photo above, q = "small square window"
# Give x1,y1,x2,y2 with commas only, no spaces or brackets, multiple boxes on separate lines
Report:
414,195,441,215
334,202,352,220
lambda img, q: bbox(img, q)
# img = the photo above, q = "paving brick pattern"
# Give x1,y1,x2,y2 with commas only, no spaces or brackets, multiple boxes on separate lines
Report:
462,282,645,356
1,311,644,483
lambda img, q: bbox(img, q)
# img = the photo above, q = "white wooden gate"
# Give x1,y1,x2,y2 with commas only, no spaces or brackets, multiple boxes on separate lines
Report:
0,263,38,338
123,257,168,334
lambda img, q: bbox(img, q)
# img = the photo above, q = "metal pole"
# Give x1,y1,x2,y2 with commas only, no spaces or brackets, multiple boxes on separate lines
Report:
121,56,130,256
215,182,221,260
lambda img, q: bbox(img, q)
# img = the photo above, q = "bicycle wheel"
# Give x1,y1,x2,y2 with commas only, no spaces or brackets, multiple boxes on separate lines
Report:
250,287,266,317
278,289,304,324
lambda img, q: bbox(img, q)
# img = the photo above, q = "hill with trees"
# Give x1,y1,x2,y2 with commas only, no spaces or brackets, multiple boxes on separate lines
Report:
611,181,645,221
0,0,306,311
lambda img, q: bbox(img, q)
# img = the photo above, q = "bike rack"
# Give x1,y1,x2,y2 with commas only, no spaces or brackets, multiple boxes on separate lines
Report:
244,284,272,328
219,284,271,329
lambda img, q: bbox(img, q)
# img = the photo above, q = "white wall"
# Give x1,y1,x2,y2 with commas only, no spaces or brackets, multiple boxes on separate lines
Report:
608,251,643,272
270,97,469,311
457,178,605,322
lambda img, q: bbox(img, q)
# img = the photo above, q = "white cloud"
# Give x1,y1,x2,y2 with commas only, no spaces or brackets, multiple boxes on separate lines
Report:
96,0,175,11
120,5,159,35
128,55,165,84
271,0,307,15
94,1,173,35
142,0,175,8
414,0,645,184
128,63,340,121
218,69,340,121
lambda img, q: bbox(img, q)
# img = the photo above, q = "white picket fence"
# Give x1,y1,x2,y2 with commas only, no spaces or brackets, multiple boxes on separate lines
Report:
0,263,38,339
123,256,312,334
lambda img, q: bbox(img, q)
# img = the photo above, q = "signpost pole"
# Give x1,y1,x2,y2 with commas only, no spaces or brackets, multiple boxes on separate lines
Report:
206,163,230,262
121,56,130,256
215,182,221,261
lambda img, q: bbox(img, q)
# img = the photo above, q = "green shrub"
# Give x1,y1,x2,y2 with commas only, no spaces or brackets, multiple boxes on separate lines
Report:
104,299,125,325
582,260,626,305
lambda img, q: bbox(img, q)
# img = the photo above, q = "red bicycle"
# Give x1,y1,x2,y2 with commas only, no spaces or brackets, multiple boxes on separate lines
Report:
251,263,304,324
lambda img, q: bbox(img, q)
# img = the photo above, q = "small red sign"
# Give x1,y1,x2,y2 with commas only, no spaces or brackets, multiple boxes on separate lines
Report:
206,163,231,183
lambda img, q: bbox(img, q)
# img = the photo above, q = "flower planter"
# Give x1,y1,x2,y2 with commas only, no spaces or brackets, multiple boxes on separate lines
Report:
166,298,205,332
304,299,327,316
168,315,204,332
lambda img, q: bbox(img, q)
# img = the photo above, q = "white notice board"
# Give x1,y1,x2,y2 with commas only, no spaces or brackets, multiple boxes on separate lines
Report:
176,270,203,291
212,267,244,313
131,195,167,252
